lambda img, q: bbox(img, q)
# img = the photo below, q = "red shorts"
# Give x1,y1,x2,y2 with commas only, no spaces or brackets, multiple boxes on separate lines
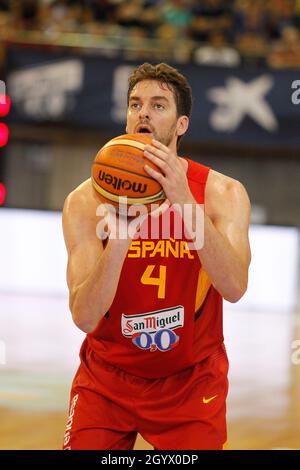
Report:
63,344,229,450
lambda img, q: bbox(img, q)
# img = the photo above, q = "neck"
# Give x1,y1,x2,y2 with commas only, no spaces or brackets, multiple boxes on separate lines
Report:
179,156,188,174
168,138,188,174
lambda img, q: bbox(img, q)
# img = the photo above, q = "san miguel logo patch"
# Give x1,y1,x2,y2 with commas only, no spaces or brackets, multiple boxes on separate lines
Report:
121,305,184,352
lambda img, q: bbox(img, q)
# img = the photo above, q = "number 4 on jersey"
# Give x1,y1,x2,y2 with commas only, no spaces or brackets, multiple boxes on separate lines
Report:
141,265,166,299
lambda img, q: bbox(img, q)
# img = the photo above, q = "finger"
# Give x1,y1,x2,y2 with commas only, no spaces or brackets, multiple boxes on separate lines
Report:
151,138,169,153
144,164,165,184
97,220,111,241
144,151,169,175
127,210,148,239
144,144,169,163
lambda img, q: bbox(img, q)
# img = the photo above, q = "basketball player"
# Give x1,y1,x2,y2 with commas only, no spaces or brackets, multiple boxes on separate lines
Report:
62,63,251,450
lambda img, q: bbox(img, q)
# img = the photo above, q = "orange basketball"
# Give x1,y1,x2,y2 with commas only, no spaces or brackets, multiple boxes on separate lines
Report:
91,133,166,212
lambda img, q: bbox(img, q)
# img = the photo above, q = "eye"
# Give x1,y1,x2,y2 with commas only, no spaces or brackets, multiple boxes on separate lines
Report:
154,103,164,109
130,103,140,109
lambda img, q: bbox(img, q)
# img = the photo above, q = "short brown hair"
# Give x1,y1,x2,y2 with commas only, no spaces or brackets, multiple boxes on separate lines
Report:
127,62,192,119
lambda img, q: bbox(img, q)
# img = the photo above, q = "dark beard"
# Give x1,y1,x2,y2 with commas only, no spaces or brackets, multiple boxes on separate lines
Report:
158,125,177,147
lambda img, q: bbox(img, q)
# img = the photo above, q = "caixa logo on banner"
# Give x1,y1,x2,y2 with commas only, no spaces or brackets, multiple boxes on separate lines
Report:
207,75,278,132
7,60,84,119
291,80,300,104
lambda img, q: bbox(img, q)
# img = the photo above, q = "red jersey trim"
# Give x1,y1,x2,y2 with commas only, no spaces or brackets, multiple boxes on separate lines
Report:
184,158,210,185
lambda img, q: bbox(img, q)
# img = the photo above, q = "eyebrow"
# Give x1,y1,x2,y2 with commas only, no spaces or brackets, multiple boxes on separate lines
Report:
129,96,169,103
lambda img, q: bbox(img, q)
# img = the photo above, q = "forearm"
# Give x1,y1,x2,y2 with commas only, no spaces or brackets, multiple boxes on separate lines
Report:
185,202,248,302
71,238,131,333
198,212,248,302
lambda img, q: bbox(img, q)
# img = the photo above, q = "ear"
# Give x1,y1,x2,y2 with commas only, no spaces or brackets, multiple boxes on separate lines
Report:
176,115,189,137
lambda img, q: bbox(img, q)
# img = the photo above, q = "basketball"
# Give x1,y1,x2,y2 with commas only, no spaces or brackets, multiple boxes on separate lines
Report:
91,133,165,212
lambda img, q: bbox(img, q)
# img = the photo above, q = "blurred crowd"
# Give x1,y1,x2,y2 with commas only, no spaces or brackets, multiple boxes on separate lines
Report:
0,0,300,68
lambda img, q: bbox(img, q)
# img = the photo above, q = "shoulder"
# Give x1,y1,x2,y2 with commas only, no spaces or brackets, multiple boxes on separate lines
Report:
207,169,249,199
63,178,99,216
206,169,250,219
62,178,104,251
62,178,102,234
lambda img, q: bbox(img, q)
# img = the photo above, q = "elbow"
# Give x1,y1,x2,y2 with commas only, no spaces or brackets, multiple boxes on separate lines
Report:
69,291,98,334
73,315,96,334
223,278,248,303
69,291,103,334
71,304,98,333
224,290,245,303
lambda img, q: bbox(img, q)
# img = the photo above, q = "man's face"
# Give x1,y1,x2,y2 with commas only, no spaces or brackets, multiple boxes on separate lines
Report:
126,80,181,147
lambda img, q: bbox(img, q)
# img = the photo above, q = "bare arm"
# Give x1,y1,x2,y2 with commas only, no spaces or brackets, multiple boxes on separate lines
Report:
196,172,251,302
62,188,132,333
142,140,251,303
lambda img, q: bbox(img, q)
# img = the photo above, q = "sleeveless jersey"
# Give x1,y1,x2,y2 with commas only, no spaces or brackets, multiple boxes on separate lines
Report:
85,159,223,378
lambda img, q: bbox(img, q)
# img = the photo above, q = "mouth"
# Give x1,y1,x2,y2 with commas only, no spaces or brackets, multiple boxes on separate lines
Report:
136,124,153,134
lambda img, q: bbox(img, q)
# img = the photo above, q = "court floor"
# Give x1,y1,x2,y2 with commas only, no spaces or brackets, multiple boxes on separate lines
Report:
0,293,300,450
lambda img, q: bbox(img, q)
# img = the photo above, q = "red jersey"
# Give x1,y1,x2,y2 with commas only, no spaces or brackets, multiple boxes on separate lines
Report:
85,159,223,378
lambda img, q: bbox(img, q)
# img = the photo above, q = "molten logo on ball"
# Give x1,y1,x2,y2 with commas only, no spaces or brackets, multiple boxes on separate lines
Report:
98,170,147,193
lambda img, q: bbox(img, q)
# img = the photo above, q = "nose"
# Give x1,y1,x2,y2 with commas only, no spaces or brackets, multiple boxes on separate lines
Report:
138,103,151,120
